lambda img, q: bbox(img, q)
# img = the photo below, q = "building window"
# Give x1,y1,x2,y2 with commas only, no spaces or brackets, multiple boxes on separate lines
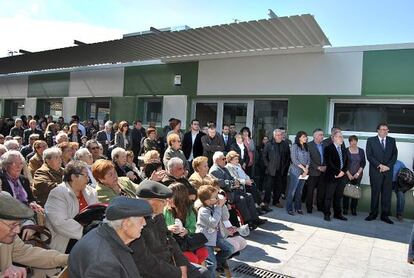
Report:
333,103,414,134
87,99,110,124
143,98,162,126
253,100,288,144
5,99,25,118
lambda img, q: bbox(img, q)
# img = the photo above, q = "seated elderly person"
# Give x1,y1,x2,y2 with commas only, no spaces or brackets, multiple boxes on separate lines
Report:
69,196,152,277
55,131,69,145
28,140,48,177
21,133,39,159
131,180,210,278
4,139,20,151
0,144,7,157
225,151,269,214
162,157,197,200
0,192,68,278
189,156,219,189
126,150,143,183
92,159,138,203
112,147,138,182
33,148,64,207
163,134,189,172
45,161,98,253
209,151,266,230
143,149,161,164
74,148,97,187
58,142,74,167
86,139,106,162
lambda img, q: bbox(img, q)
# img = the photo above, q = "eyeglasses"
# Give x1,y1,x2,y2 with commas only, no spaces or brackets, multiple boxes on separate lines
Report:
221,158,226,161
0,219,23,230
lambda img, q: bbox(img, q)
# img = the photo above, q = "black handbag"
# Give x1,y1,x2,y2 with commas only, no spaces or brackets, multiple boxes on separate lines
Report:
174,233,208,252
397,168,414,193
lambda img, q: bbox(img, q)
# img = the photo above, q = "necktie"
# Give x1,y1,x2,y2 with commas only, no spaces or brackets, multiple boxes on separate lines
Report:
381,138,385,150
337,146,343,169
224,136,228,145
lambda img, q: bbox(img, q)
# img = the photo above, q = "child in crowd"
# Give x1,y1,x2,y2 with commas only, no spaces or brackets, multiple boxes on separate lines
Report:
196,185,234,277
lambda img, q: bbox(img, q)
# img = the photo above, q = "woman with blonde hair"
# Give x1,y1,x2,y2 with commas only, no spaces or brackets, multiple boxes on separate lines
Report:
189,156,218,189
163,133,188,171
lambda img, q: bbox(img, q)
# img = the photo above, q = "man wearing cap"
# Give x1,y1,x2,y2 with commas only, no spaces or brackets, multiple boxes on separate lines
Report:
0,192,68,278
131,180,210,278
69,196,152,277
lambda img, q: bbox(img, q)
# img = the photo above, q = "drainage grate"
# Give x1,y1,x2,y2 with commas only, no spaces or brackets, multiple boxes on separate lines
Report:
232,264,293,278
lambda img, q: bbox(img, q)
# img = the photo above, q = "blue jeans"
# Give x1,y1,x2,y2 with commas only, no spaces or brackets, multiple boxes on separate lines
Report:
286,171,305,212
393,182,405,216
205,236,234,278
409,224,414,260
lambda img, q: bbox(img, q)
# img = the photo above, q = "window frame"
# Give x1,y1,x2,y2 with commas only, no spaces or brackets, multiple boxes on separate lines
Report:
329,98,414,140
142,97,163,127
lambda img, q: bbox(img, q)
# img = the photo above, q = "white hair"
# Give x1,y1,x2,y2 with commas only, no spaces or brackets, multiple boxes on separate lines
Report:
273,129,283,137
104,121,113,128
43,147,62,161
74,148,91,161
1,150,25,171
167,157,184,171
4,140,19,151
0,145,7,156
111,147,127,160
212,151,225,163
55,132,68,144
104,218,124,230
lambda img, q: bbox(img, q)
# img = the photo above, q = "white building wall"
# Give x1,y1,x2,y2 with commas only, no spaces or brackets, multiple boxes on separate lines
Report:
197,51,363,96
62,97,77,122
24,98,37,116
0,76,28,98
69,68,124,97
162,96,187,127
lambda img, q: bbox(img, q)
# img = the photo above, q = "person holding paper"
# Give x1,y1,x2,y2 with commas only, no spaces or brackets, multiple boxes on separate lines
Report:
323,131,348,221
286,131,310,215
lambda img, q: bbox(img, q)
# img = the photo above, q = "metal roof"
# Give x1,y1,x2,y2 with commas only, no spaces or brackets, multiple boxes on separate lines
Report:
0,14,330,74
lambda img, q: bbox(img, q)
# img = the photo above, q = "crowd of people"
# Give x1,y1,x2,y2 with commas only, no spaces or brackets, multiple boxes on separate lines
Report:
0,113,413,277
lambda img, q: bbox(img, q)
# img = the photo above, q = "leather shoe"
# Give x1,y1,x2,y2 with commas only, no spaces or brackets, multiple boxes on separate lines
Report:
381,216,394,224
248,222,257,230
396,214,403,222
365,214,377,221
274,203,284,208
255,218,267,226
324,215,331,221
296,210,303,215
261,205,273,213
287,211,294,215
334,215,348,221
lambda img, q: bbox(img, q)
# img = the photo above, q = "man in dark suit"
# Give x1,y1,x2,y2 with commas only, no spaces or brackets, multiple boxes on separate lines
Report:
23,119,44,146
323,131,348,221
131,120,145,163
305,128,327,213
262,128,290,208
182,119,204,167
322,126,345,148
365,123,398,224
221,124,235,154
96,121,115,156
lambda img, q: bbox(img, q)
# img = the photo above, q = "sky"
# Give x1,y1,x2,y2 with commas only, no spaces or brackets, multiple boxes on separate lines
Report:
0,0,414,58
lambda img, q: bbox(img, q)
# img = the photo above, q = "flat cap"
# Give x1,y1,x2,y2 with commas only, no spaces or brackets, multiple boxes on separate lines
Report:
106,196,152,220
136,180,173,199
0,192,34,220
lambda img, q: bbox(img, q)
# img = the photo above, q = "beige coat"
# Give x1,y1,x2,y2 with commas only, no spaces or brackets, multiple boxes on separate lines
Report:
28,153,43,178
45,182,98,253
188,172,218,189
0,236,68,276
33,164,64,207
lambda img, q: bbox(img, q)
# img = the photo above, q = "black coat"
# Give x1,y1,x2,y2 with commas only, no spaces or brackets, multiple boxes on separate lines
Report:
308,141,325,177
229,143,250,168
262,140,291,176
324,143,348,182
182,131,204,160
131,214,188,278
1,174,35,204
23,128,44,145
96,130,115,155
222,134,235,154
69,223,142,278
131,128,143,158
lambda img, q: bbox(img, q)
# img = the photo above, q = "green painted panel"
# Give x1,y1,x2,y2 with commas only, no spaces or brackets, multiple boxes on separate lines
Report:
287,96,328,135
362,49,414,96
28,73,69,98
76,98,87,121
110,97,139,123
123,62,198,96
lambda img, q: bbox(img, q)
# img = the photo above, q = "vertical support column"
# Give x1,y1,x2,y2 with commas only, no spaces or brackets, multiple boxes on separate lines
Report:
24,98,37,117
62,97,77,122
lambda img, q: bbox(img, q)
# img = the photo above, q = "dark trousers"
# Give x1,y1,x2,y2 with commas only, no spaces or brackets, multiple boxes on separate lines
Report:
232,190,258,222
246,183,262,205
306,174,326,211
264,172,283,205
324,178,345,216
369,172,393,217
343,196,358,212
281,173,288,196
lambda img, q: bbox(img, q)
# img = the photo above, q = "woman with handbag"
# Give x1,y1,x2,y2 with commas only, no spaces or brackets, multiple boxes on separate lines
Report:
164,182,208,265
343,135,366,216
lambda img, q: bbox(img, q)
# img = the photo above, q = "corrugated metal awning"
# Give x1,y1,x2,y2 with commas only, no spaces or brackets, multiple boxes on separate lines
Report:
0,14,330,74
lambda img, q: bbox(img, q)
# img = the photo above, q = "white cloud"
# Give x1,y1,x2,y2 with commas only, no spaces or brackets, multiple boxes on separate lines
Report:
0,14,126,58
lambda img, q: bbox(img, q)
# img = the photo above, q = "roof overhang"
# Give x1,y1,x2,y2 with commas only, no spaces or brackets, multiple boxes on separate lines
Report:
0,14,330,74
